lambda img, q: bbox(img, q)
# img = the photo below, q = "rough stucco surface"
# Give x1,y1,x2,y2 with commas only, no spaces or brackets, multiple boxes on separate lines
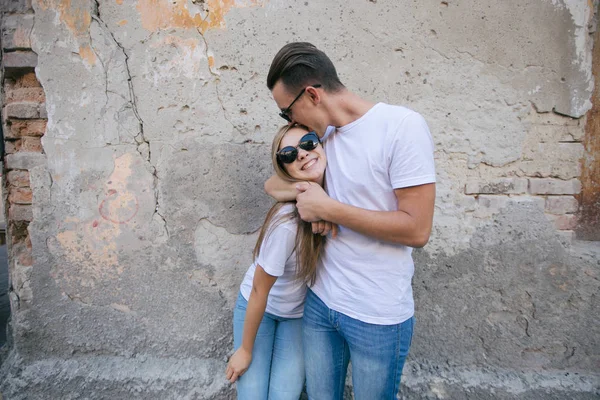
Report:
0,0,599,399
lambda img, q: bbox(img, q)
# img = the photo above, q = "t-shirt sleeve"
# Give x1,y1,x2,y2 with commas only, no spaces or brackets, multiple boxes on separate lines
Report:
255,221,297,277
388,111,436,189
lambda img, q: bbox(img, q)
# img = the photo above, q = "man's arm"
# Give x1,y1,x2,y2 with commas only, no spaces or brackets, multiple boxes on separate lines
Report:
264,176,339,237
264,175,297,202
295,182,435,247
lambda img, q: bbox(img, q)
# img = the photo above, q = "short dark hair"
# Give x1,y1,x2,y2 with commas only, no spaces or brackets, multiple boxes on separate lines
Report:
267,42,344,94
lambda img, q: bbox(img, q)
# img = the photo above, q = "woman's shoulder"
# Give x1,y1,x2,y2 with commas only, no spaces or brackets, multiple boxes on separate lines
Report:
270,203,298,230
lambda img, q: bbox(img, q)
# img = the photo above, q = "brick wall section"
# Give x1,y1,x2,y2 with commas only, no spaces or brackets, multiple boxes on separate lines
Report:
464,114,585,245
1,1,42,307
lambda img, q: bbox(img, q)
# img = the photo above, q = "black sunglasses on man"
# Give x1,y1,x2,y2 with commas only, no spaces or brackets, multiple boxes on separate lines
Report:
279,84,322,122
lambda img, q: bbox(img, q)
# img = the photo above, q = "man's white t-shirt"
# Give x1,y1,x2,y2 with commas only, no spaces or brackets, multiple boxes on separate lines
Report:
240,204,306,318
311,103,436,325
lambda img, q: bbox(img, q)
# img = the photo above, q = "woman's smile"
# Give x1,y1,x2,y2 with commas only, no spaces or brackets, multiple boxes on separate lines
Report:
301,158,318,171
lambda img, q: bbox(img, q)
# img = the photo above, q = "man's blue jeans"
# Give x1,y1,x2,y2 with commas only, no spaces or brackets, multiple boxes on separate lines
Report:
303,289,414,400
233,292,305,400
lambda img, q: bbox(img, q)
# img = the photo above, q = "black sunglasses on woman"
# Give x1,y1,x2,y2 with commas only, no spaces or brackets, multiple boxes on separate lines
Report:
276,132,321,164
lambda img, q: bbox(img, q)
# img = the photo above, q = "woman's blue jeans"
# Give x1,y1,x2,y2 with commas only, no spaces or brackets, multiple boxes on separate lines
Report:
302,289,414,400
233,292,305,400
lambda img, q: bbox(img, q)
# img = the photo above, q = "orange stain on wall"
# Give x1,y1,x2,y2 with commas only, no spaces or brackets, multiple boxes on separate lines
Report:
37,0,96,65
79,44,97,65
136,0,265,34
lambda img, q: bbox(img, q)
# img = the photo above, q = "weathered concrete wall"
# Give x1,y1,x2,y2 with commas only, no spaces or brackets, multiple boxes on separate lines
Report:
0,0,598,399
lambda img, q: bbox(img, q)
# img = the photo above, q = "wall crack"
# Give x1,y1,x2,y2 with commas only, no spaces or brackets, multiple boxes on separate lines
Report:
92,1,169,237
196,28,244,136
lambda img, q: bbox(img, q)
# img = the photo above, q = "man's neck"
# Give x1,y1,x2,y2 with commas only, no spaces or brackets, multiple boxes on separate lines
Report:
325,90,376,128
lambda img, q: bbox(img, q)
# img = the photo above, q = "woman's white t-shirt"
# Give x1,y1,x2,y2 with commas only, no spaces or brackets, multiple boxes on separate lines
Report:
239,204,306,318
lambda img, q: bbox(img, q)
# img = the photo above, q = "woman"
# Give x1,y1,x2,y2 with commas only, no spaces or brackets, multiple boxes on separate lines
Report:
225,125,328,399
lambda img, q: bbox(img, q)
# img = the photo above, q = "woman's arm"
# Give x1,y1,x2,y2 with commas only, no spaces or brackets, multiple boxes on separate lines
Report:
225,266,277,383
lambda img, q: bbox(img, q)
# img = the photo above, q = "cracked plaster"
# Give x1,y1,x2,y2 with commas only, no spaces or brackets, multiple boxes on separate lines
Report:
2,0,598,397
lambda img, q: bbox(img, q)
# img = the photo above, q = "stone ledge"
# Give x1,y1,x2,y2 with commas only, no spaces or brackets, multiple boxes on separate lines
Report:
402,362,600,400
0,353,233,399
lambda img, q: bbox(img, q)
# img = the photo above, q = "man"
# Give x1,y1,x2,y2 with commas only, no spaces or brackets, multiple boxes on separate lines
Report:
264,42,436,399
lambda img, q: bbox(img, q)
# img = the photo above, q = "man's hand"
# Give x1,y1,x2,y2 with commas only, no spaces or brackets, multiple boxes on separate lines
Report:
295,182,333,222
311,220,339,237
225,347,252,383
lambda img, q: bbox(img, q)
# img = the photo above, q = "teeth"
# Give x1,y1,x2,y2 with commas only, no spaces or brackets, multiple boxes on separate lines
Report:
303,159,317,170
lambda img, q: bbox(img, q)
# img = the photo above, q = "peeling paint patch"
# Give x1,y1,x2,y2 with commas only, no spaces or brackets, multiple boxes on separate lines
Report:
548,0,594,116
37,0,96,65
52,154,141,291
147,36,209,84
78,44,97,65
136,0,266,33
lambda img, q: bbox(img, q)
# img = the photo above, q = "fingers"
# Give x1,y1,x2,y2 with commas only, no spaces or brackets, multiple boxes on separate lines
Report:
311,221,338,237
331,223,339,238
321,222,331,236
225,365,242,383
311,221,324,235
295,181,311,193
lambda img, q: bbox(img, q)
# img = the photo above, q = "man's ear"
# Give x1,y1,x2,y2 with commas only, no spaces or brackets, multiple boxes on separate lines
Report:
306,86,321,104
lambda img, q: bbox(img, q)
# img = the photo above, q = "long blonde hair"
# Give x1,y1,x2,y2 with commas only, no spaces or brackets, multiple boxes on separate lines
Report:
253,125,325,285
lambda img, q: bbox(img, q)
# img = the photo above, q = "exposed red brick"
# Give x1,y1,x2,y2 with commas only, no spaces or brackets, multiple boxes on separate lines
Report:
465,179,528,195
8,221,29,243
9,204,32,221
5,119,47,138
6,170,30,188
545,196,579,215
5,87,45,103
21,136,43,153
18,250,33,267
5,73,42,89
5,140,21,154
5,152,46,170
548,214,578,230
529,179,582,195
2,14,34,50
4,101,40,119
8,187,32,205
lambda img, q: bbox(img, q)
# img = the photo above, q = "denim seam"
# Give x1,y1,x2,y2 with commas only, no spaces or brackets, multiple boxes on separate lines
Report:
338,341,349,400
393,322,402,399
